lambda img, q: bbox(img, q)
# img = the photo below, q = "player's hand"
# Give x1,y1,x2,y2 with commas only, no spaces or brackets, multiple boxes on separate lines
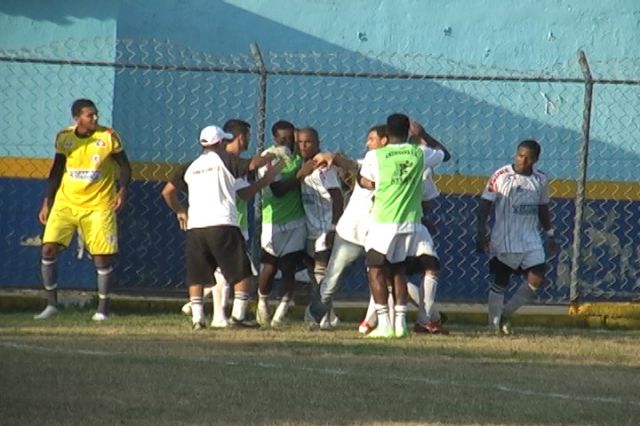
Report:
296,160,315,180
409,120,425,138
263,160,285,182
313,152,336,169
38,202,51,225
475,232,489,253
176,211,188,231
114,188,127,213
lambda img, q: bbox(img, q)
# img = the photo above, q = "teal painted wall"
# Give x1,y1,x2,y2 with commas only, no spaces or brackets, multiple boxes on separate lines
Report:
1,0,639,295
2,0,639,179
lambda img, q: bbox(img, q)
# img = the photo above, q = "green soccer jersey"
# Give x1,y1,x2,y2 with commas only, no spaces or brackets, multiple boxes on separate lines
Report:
260,146,305,225
362,143,425,225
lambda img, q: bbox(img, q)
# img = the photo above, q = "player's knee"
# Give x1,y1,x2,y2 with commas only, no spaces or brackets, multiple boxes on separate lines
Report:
41,243,60,259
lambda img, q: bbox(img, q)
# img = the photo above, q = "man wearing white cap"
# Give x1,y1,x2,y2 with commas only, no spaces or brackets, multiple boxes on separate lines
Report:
162,124,275,330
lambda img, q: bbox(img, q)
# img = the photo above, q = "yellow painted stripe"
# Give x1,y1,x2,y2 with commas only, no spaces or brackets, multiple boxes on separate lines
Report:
1,156,638,200
570,302,640,319
0,157,180,182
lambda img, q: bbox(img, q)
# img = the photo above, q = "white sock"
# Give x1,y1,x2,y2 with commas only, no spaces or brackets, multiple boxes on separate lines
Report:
190,296,204,324
488,284,505,327
231,291,249,321
258,291,269,308
387,287,395,326
504,282,537,318
395,304,408,332
407,282,420,307
272,296,291,322
212,270,228,323
418,274,438,324
375,304,391,331
363,295,377,326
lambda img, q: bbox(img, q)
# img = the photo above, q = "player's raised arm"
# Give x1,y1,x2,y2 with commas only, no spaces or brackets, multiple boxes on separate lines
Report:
236,161,285,200
409,120,451,162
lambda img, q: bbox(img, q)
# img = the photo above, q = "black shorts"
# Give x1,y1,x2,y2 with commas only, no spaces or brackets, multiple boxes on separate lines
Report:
186,226,252,286
406,255,440,275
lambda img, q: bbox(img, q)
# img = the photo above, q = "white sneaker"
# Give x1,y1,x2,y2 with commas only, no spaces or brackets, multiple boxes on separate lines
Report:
181,302,192,316
91,312,109,321
256,303,271,327
328,308,340,327
210,318,229,328
34,305,58,320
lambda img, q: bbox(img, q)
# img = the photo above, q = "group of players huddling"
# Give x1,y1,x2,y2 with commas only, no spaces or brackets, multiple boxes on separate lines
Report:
34,99,558,338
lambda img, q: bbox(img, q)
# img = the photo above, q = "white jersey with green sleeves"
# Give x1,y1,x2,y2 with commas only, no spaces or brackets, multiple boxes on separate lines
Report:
360,143,445,230
257,145,305,225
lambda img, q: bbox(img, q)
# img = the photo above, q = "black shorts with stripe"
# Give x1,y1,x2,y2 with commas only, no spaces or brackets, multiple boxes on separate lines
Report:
186,226,252,286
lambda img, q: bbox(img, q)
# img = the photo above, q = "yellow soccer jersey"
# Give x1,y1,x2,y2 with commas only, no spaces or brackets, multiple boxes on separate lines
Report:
54,125,124,210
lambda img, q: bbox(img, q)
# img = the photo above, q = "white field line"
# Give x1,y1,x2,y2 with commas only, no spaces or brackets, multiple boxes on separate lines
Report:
2,341,639,407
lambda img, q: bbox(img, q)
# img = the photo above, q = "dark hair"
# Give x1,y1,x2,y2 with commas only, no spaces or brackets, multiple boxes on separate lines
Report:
71,99,96,117
223,119,251,139
271,120,295,136
297,127,319,144
386,113,410,140
368,124,387,139
518,139,541,159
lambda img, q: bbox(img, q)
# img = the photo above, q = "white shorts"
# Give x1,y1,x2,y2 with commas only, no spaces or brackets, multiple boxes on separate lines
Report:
494,249,545,271
261,220,306,258
365,224,437,264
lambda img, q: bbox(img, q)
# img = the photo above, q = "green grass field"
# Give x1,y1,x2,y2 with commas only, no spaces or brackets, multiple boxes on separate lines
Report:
1,310,639,425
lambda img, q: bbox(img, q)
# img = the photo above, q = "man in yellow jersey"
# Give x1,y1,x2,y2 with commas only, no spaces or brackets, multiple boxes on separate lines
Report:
34,99,131,321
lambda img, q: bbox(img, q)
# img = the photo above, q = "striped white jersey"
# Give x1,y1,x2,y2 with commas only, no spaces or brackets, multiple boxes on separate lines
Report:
301,165,341,239
481,164,549,254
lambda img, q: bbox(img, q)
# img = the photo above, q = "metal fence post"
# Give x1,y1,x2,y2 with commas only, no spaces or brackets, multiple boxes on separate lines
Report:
250,42,268,268
570,50,594,303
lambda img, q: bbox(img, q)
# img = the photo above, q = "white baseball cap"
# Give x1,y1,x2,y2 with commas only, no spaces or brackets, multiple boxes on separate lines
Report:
199,125,233,146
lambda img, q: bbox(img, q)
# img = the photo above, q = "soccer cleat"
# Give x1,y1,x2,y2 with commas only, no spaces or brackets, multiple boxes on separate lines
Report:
181,302,192,316
395,324,410,338
210,318,229,328
414,321,450,335
256,303,271,327
270,318,288,328
229,316,259,328
358,320,375,335
34,305,58,320
328,308,340,327
500,316,513,336
192,321,206,331
91,312,109,321
366,326,395,339
304,305,319,324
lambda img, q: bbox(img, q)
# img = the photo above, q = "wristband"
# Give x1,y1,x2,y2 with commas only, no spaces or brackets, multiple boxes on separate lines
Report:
545,229,555,237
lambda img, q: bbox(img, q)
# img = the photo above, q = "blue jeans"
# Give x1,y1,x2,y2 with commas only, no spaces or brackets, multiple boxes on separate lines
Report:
310,233,364,320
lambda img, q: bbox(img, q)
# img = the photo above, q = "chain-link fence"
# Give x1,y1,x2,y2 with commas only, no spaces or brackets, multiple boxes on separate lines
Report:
1,38,639,305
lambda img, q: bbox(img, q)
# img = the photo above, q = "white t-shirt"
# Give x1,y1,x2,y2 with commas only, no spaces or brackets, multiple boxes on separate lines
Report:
301,165,341,239
422,167,440,202
172,148,250,230
336,179,374,246
481,164,549,254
